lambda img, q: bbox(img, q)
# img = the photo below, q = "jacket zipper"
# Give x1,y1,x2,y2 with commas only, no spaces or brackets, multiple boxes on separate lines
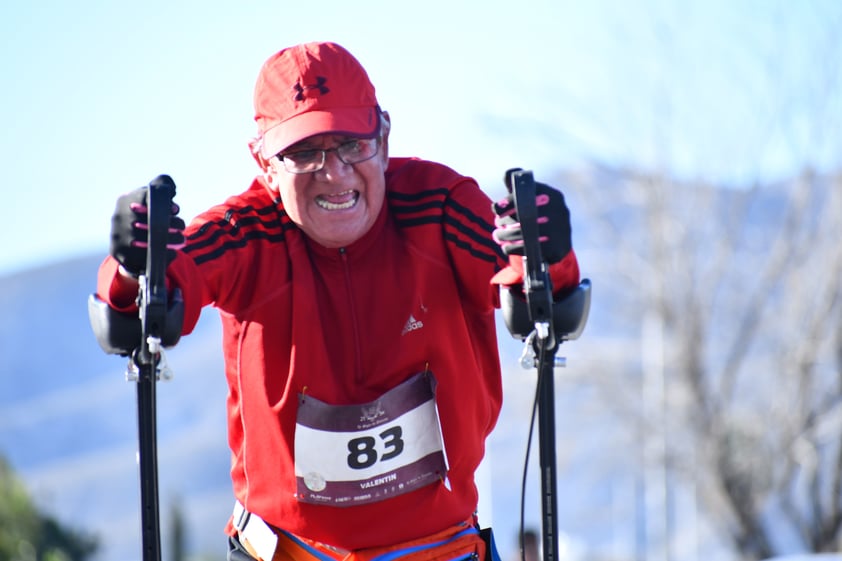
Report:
339,247,364,384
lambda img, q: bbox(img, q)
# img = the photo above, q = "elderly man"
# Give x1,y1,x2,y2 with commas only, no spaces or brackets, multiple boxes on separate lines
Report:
97,41,579,561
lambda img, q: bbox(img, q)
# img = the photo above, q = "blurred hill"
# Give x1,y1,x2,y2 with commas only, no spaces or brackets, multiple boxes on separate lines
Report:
0,255,233,560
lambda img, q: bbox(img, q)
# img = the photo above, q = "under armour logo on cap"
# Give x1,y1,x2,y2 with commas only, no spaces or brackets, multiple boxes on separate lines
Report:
293,77,329,101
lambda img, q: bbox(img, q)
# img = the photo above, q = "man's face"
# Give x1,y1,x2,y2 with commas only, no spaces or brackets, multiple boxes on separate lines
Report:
267,127,389,248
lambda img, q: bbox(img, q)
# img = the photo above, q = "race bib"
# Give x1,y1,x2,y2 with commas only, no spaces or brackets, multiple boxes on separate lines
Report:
294,371,449,506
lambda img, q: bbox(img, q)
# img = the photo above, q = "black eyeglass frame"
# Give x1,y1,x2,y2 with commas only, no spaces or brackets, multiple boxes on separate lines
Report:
275,137,382,174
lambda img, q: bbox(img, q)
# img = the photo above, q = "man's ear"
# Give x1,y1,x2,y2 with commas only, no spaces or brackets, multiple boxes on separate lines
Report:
380,111,391,162
263,168,276,187
248,136,271,172
249,136,281,192
262,159,281,191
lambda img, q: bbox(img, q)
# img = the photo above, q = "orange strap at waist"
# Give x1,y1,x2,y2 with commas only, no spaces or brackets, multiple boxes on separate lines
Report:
238,514,484,561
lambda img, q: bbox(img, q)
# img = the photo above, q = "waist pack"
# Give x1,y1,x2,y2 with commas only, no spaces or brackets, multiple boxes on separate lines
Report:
228,504,501,561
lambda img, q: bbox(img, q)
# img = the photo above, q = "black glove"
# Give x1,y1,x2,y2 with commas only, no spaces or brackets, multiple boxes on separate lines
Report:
492,168,572,264
110,183,185,276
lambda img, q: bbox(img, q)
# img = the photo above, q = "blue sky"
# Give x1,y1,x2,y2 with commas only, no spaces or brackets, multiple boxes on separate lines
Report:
1,1,840,276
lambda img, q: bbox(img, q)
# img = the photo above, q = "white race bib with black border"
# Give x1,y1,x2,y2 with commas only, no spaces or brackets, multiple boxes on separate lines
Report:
294,371,449,506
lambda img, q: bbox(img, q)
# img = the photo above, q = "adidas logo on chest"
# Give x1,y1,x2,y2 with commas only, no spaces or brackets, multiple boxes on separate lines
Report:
401,314,424,335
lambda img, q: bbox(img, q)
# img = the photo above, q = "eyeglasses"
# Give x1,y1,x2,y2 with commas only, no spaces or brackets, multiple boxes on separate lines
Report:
276,137,381,174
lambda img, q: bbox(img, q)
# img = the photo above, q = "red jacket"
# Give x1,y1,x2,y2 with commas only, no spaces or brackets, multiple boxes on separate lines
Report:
98,157,579,549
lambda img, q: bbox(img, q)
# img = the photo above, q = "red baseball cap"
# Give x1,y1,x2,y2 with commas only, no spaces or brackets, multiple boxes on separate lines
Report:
253,42,381,160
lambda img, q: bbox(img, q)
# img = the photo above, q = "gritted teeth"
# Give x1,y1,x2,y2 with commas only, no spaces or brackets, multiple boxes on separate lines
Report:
315,190,359,211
